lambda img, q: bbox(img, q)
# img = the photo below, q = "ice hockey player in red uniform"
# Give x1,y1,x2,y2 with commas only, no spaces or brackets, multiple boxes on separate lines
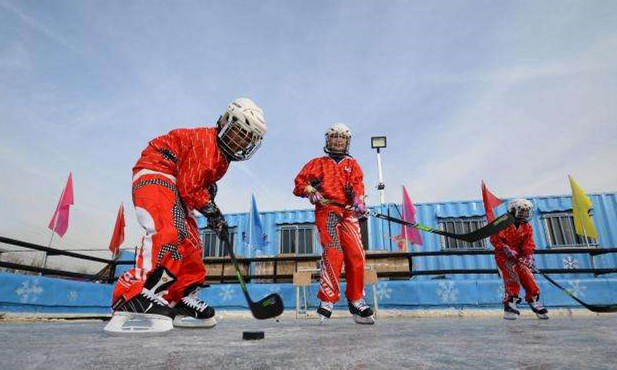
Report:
104,98,267,334
490,199,549,320
293,123,375,325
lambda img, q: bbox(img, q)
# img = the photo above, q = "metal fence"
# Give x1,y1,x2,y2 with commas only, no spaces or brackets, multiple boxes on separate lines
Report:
2,235,616,285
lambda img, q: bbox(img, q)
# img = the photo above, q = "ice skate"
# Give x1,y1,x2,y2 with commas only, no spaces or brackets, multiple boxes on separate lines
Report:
348,299,375,325
503,296,521,320
317,301,334,323
529,295,549,320
104,268,176,335
173,284,217,328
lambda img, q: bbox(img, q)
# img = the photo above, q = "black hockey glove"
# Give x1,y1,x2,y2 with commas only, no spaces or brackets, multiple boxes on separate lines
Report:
200,202,229,241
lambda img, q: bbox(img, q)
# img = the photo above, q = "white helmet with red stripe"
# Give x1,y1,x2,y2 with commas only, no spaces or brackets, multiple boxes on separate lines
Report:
217,98,267,161
324,122,351,155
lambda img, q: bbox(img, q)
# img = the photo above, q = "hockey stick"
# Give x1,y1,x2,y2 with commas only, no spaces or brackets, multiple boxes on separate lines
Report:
219,232,284,319
325,200,515,243
532,267,617,313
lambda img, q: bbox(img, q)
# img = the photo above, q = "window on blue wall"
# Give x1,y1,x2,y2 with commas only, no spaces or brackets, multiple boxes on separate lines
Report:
438,217,487,250
279,224,315,255
542,212,598,248
202,227,237,257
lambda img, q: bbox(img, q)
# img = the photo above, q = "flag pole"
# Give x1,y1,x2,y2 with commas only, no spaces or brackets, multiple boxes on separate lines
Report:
401,190,408,251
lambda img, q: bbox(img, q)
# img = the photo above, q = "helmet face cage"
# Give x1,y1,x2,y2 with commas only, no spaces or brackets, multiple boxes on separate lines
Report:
507,199,534,222
324,132,351,155
218,114,264,161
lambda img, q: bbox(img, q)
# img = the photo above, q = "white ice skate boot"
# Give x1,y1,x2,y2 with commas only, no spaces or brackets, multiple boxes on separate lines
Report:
104,268,176,335
503,296,521,320
173,284,217,328
317,301,334,323
348,299,375,325
529,294,549,320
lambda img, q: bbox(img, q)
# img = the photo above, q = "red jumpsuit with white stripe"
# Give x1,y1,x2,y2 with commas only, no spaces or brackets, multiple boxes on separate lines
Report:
293,156,366,303
490,222,540,303
113,127,229,304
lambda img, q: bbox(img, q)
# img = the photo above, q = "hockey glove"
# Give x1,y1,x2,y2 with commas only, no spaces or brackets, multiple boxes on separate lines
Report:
520,255,535,269
305,185,324,205
503,246,519,262
351,196,366,216
207,183,218,200
200,202,229,241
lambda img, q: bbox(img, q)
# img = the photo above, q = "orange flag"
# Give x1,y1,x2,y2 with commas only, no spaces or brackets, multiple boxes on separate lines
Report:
108,203,125,256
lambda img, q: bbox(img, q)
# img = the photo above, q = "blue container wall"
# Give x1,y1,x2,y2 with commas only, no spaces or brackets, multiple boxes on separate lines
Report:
200,193,617,281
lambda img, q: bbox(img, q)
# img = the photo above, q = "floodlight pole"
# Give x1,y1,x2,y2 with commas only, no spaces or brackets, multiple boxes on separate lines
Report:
371,136,392,251
376,147,385,205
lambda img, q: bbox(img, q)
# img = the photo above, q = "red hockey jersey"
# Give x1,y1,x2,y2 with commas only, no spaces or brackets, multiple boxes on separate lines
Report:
133,127,229,210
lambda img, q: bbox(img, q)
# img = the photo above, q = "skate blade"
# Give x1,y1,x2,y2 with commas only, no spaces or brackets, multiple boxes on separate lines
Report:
535,313,549,320
503,312,519,320
104,312,173,335
318,314,329,324
352,315,375,325
173,315,217,328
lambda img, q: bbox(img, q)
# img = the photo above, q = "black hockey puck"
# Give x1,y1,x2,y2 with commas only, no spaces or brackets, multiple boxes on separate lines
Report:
242,331,265,340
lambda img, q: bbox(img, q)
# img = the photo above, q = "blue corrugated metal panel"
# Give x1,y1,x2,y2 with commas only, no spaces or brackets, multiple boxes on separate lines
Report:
200,193,616,281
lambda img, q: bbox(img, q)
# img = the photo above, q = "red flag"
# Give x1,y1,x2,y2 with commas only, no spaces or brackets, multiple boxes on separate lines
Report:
48,173,74,237
109,203,125,256
394,186,423,251
481,180,504,222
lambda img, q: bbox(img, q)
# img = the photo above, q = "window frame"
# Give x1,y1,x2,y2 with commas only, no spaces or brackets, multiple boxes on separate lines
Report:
201,227,237,257
437,216,488,250
541,211,598,248
278,223,316,255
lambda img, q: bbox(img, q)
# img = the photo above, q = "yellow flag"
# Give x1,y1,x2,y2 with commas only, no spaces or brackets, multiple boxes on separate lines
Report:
568,175,598,239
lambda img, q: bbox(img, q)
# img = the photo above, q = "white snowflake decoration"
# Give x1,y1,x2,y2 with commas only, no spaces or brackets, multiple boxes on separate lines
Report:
68,291,78,302
437,281,458,303
376,282,392,300
567,280,587,298
15,279,43,303
562,256,580,270
219,285,236,301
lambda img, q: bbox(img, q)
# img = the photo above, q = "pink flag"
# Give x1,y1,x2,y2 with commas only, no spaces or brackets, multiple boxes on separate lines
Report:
109,203,125,256
48,173,74,237
481,180,503,222
394,186,423,250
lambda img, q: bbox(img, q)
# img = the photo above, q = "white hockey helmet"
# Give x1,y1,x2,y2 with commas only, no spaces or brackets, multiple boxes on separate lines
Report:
217,98,267,161
507,198,534,222
324,122,352,155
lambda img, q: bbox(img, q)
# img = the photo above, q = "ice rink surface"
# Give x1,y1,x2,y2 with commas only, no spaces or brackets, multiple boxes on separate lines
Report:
1,314,616,369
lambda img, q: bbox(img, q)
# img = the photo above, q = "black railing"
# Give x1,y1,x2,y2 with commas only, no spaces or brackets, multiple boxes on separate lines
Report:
0,236,116,283
1,235,616,284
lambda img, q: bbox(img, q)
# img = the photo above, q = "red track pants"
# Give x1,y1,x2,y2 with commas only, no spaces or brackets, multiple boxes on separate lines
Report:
316,211,366,303
495,254,540,303
112,174,206,305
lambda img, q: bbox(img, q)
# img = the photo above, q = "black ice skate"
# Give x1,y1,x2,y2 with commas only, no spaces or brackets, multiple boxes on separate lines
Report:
173,284,217,328
104,268,176,334
348,299,375,325
317,301,334,323
528,294,549,320
503,296,521,320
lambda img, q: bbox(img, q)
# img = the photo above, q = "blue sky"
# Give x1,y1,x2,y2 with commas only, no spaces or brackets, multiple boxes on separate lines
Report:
1,0,616,256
